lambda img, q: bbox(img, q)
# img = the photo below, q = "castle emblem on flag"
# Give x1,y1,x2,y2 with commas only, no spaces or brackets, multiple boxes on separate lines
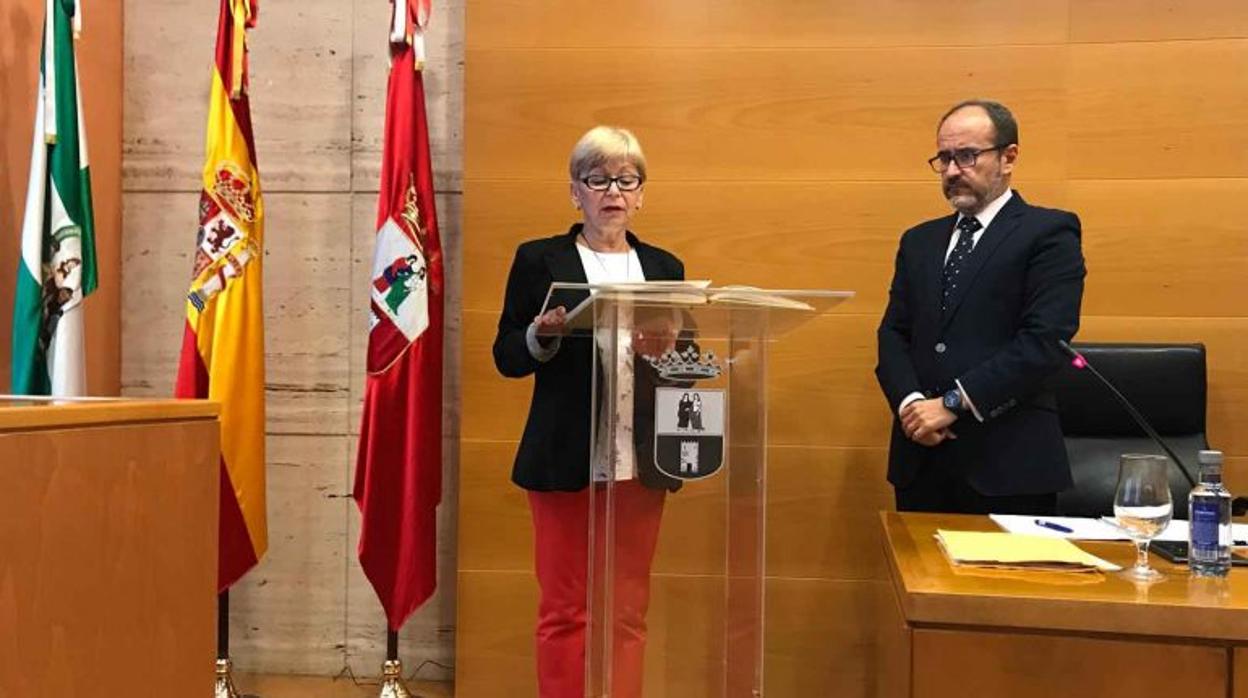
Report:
187,164,260,311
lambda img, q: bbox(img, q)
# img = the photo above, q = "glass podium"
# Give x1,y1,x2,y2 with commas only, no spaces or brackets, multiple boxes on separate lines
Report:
538,283,853,697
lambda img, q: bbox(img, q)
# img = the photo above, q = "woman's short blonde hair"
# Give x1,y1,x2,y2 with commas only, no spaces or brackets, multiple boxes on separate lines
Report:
568,126,647,182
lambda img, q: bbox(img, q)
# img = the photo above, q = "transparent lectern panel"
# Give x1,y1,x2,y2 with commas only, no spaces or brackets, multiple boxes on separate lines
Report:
559,284,851,697
580,289,821,697
537,283,853,342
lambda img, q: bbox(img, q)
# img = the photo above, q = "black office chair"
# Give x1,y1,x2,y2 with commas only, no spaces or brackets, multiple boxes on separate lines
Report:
1051,342,1207,518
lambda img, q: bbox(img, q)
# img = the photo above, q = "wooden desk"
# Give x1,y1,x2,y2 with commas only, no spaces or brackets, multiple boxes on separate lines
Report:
0,398,220,697
881,512,1248,698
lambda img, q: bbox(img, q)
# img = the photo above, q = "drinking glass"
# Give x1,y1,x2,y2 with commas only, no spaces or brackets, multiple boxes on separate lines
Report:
1113,454,1173,582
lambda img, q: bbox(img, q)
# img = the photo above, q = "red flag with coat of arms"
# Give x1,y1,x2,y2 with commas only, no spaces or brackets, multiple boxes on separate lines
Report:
353,0,444,631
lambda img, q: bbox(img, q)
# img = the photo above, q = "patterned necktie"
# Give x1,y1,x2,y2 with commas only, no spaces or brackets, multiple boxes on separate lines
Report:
942,216,982,312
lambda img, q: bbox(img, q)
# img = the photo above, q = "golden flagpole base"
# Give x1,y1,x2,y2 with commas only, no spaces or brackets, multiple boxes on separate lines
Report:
214,657,241,698
378,658,415,698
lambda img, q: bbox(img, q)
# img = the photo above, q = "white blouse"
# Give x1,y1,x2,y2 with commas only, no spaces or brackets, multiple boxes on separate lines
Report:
576,242,644,482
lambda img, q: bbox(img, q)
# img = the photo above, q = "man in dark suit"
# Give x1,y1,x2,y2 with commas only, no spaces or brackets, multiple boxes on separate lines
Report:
875,100,1086,515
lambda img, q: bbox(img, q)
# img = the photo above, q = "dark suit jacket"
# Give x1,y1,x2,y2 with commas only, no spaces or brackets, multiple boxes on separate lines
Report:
493,224,686,492
875,191,1086,496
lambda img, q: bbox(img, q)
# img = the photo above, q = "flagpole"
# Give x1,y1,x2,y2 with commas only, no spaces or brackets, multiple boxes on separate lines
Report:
379,628,415,697
214,590,241,698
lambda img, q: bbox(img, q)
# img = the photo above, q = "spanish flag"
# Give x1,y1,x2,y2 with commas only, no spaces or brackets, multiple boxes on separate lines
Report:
175,0,266,592
354,0,444,631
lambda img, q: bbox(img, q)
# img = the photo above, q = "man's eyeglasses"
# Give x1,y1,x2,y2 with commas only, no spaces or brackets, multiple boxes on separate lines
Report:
580,174,644,192
927,146,1007,173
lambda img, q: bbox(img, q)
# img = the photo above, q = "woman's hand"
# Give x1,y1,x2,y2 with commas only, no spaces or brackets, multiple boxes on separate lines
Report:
633,313,679,357
532,306,568,346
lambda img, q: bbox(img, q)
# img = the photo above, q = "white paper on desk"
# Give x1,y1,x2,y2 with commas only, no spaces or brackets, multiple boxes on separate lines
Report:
990,514,1130,540
1098,516,1248,544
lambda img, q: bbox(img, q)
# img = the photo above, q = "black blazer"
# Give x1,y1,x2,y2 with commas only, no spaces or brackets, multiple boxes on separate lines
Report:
493,224,686,492
875,191,1086,496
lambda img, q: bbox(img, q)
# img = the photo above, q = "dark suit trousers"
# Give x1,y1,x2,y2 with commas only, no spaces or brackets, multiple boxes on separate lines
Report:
894,446,1058,515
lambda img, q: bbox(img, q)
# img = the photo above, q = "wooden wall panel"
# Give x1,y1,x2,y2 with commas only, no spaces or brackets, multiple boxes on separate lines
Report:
1,0,122,394
460,436,894,581
1070,1,1248,42
767,315,892,448
460,309,539,440
1068,41,1248,179
468,0,1071,49
457,440,533,572
455,571,538,698
765,580,906,698
765,315,1248,452
461,177,1248,319
464,47,1072,183
462,181,942,313
464,2,1248,695
1071,179,1248,317
457,571,899,698
767,447,892,580
1225,457,1247,499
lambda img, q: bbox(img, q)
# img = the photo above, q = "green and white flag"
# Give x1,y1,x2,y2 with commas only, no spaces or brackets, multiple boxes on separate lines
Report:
12,0,98,396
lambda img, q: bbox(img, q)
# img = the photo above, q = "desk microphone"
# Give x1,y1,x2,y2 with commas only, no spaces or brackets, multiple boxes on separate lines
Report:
1058,340,1197,489
1059,341,1248,516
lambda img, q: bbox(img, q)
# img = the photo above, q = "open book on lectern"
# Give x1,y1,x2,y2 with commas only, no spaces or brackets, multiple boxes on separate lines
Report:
536,281,854,338
539,281,818,322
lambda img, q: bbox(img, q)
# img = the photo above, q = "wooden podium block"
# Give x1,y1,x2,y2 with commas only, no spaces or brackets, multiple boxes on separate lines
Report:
0,399,220,697
883,512,1248,698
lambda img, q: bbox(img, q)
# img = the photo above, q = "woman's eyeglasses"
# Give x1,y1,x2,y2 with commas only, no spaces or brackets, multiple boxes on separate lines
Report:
580,174,644,192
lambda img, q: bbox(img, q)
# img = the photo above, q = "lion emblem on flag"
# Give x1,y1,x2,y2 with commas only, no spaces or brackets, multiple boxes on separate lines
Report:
186,164,259,311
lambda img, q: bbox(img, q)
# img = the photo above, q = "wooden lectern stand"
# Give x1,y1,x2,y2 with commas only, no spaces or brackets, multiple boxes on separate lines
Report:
0,398,220,697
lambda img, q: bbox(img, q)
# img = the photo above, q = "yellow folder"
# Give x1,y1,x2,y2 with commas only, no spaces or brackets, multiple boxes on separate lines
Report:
935,529,1122,572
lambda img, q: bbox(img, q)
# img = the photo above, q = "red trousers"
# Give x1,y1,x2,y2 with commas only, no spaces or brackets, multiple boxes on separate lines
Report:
528,480,666,698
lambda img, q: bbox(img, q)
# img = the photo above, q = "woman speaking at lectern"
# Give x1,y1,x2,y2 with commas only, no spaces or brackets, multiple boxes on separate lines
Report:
492,126,685,698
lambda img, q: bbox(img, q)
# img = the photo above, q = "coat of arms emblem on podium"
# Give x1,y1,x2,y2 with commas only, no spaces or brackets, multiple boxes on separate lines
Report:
647,347,725,481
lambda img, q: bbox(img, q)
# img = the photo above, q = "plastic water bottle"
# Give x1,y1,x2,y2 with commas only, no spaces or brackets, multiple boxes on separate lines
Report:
1188,450,1232,577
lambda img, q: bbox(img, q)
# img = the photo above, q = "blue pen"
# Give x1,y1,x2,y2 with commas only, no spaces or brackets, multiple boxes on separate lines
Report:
1034,519,1074,534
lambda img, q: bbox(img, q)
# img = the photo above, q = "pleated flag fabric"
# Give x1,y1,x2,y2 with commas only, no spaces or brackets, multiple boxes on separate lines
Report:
174,0,268,592
354,0,445,631
12,0,99,397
